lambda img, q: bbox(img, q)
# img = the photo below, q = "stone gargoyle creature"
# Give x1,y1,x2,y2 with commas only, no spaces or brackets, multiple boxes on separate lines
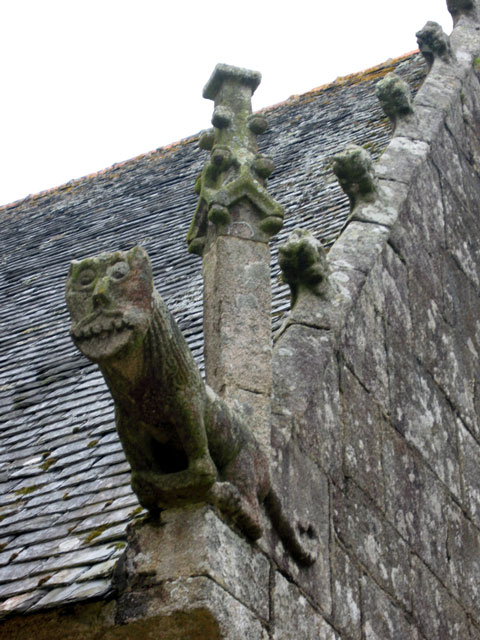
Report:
65,245,317,565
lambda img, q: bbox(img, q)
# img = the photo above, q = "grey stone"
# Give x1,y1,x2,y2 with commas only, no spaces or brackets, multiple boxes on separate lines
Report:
333,480,412,611
361,574,421,640
340,284,389,415
411,554,472,638
272,325,341,479
458,421,480,529
445,502,480,619
375,137,429,184
272,572,339,639
29,578,111,611
341,368,385,509
118,575,268,639
264,438,331,614
327,221,390,276
331,543,361,639
381,426,452,588
125,506,270,619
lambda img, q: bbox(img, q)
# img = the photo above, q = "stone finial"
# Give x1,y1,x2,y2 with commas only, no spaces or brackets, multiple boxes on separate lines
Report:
416,21,454,71
332,144,377,211
376,72,414,128
278,229,329,309
187,63,284,255
447,0,476,24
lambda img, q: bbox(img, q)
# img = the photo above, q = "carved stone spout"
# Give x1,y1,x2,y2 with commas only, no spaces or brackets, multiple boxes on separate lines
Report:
65,245,318,565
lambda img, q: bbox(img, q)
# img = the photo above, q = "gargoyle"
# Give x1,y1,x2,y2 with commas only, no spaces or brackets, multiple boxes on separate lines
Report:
65,245,317,565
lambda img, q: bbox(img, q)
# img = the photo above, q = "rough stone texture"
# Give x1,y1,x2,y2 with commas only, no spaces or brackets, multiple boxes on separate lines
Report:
122,506,270,620
202,233,273,450
272,572,338,640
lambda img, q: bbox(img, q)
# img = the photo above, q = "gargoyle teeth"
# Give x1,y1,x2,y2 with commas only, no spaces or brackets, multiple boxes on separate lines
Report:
71,317,133,341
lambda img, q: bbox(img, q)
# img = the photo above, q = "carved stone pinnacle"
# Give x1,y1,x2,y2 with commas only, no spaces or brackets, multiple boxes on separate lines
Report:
187,63,284,255
332,144,377,211
416,21,454,72
376,72,414,129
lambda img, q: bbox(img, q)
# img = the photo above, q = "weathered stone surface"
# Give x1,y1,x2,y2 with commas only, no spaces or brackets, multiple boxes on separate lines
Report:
340,286,389,415
333,481,412,611
445,503,480,620
340,368,385,509
272,572,338,640
381,426,451,587
118,575,268,640
361,574,420,640
124,506,270,619
387,353,461,499
375,137,429,184
272,325,341,479
327,221,390,276
411,555,472,638
331,542,361,639
458,421,480,529
352,179,408,227
264,438,331,614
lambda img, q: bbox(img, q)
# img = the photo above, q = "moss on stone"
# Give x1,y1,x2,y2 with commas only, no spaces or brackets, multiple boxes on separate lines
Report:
87,439,99,448
15,484,40,496
39,457,58,472
83,523,113,544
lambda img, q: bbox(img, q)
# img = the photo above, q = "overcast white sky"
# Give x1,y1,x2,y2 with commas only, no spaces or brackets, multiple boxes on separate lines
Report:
0,1,452,207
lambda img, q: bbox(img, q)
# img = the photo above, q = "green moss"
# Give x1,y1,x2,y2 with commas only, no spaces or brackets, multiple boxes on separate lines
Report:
62,493,70,501
39,458,57,472
131,506,143,518
15,485,40,496
83,523,113,544
9,552,18,562
41,451,51,459
87,440,98,448
474,56,480,67
109,541,126,551
0,542,8,553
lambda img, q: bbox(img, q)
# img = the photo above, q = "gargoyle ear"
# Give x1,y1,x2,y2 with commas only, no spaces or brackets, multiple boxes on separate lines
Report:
128,245,152,275
67,259,80,279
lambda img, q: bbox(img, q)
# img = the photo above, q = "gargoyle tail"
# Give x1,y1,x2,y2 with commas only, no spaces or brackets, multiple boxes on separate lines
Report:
264,489,318,566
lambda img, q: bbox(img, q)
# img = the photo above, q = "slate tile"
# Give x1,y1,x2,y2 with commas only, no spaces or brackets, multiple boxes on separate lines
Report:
29,578,111,611
41,543,116,572
43,566,89,587
0,589,46,616
14,535,83,563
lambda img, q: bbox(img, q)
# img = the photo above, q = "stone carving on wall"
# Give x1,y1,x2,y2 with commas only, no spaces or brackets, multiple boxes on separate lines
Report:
376,72,414,129
65,245,318,565
416,21,454,71
332,143,378,211
278,229,330,309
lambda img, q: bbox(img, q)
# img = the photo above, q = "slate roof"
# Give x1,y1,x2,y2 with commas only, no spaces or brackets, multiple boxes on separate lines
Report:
0,53,427,618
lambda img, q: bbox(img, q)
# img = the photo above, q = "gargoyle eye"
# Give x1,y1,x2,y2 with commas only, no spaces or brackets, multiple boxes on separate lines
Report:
77,267,96,287
108,261,129,280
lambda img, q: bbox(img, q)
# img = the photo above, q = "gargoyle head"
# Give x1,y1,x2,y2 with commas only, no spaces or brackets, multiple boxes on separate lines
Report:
66,246,153,363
